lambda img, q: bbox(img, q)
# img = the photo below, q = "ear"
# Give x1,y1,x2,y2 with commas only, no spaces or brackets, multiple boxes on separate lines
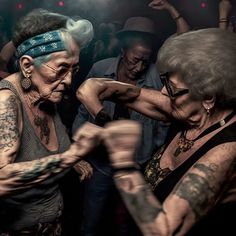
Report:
120,48,125,58
202,96,215,111
19,55,34,77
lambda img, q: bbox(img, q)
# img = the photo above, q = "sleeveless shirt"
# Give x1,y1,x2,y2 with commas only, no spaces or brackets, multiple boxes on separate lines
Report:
0,80,71,231
146,120,236,235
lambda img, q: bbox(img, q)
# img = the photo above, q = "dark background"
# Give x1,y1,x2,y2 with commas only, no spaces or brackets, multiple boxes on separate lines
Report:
1,0,236,45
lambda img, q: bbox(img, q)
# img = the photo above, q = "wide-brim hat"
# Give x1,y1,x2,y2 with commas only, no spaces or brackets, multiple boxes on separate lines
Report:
116,16,157,39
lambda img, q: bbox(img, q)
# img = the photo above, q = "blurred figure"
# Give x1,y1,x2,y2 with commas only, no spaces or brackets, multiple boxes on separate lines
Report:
0,41,15,79
92,21,122,63
73,16,169,236
149,0,190,34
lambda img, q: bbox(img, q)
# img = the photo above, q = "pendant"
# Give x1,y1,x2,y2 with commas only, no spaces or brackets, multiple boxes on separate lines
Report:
174,136,194,157
34,115,50,144
174,146,182,157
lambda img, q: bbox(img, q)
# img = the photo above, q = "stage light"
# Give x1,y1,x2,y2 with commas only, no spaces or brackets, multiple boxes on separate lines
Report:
16,2,24,9
200,2,206,8
57,1,65,7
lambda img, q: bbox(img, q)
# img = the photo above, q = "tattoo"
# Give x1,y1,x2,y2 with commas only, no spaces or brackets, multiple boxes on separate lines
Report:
116,177,163,223
0,95,20,151
10,157,62,180
174,163,217,219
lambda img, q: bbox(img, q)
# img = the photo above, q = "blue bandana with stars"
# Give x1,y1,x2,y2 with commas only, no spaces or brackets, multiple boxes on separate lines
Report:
16,30,66,58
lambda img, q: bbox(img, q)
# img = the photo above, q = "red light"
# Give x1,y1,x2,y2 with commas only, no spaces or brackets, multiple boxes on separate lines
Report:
57,1,65,7
16,3,24,9
200,2,206,8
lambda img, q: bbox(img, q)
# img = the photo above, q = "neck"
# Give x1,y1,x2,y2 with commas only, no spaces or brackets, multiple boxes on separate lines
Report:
186,109,235,139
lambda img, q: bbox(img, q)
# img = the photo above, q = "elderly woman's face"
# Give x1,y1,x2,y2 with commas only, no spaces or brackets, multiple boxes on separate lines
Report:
33,40,80,103
161,72,204,124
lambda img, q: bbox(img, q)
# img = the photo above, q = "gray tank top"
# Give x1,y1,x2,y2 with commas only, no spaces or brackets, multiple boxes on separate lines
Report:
0,80,71,230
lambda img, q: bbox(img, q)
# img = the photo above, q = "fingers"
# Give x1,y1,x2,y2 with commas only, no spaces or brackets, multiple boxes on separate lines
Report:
71,122,103,157
103,120,141,152
70,120,141,168
72,122,103,142
74,160,93,181
102,120,141,168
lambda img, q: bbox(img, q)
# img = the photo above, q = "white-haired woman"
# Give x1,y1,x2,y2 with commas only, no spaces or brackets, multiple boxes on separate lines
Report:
0,8,96,235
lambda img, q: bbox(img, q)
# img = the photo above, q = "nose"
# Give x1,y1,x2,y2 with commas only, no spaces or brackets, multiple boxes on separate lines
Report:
61,71,72,87
134,61,144,72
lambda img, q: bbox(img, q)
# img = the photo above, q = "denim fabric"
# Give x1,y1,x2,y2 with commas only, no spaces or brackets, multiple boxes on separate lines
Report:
80,169,115,236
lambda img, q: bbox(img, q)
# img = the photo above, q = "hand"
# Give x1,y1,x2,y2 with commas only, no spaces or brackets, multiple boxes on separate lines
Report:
103,120,141,168
148,0,171,10
70,122,103,157
74,160,93,181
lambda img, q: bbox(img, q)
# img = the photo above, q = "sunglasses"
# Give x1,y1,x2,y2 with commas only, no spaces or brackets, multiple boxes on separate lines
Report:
42,63,80,79
160,72,189,98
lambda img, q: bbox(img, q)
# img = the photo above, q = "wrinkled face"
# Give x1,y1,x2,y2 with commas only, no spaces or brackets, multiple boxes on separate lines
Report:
121,43,152,79
32,38,80,103
161,72,204,124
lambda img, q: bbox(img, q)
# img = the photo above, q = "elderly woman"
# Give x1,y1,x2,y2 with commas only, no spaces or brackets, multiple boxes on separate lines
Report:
76,28,236,235
0,8,95,235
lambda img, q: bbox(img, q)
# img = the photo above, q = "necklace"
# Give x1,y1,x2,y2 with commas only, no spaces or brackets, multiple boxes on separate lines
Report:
174,111,235,157
24,94,51,145
33,114,50,144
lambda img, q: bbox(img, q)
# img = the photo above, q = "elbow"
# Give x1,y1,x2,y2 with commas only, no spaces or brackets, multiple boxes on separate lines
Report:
76,79,92,102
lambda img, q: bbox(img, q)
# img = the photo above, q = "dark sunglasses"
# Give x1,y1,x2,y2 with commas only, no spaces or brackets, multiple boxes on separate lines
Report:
160,72,189,98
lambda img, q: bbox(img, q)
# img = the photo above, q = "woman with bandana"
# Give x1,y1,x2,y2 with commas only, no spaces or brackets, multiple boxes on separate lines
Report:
0,8,95,235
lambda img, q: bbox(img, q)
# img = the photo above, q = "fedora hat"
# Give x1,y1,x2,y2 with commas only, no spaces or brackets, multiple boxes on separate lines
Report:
116,16,157,38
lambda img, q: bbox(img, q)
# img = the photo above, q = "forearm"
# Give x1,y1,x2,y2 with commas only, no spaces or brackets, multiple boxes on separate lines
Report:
0,149,81,196
167,5,190,34
77,78,141,118
113,170,169,236
218,0,232,30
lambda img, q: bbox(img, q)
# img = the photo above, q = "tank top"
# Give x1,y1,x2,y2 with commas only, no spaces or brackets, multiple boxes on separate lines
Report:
153,121,236,235
0,80,71,231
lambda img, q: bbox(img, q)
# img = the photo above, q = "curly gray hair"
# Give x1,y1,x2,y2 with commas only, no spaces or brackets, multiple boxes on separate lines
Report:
157,28,236,109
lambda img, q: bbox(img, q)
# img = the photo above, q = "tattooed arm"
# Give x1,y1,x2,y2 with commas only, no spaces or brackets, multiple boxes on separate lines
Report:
77,78,171,121
103,120,236,236
0,90,101,196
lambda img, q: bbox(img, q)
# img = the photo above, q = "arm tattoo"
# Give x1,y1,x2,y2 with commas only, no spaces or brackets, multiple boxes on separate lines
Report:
10,157,62,181
173,163,218,219
116,176,163,223
0,95,20,151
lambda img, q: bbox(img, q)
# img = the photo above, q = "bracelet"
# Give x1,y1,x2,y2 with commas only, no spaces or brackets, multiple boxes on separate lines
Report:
173,15,182,21
94,108,112,127
112,164,141,173
219,19,228,23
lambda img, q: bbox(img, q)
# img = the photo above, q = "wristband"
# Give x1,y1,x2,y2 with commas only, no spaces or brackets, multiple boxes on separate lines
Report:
94,108,112,127
219,19,228,23
174,15,182,21
112,164,141,173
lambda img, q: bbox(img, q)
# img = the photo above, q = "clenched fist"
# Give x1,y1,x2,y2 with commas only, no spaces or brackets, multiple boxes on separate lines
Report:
71,122,103,157
103,120,141,168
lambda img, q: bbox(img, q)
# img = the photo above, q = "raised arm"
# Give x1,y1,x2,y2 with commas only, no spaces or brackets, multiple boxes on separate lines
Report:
0,90,101,196
77,78,171,121
103,120,236,236
218,0,232,30
148,0,190,34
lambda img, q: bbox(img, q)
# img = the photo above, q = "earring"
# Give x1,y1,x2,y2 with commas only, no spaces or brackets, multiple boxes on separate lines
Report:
206,107,211,116
21,73,32,90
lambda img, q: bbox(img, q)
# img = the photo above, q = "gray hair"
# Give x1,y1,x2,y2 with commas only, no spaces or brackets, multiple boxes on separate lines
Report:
157,28,236,109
